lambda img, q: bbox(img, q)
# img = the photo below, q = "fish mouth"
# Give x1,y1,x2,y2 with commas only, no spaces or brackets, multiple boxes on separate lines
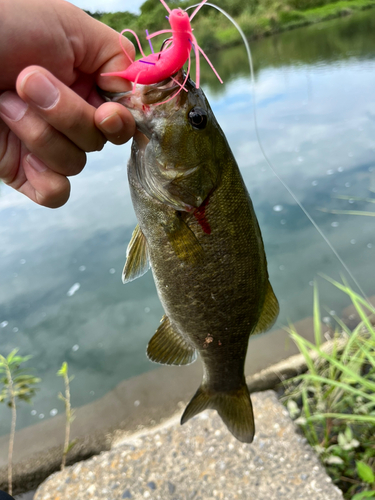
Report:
98,71,185,110
98,71,189,138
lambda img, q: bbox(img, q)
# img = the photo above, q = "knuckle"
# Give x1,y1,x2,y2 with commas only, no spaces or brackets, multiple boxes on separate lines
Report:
60,107,105,153
0,124,20,185
36,178,71,209
62,103,86,130
0,122,7,164
69,151,87,176
27,121,87,176
0,127,10,177
28,122,57,151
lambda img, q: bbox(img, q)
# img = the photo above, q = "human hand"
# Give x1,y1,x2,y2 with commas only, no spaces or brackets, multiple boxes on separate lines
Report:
0,0,136,208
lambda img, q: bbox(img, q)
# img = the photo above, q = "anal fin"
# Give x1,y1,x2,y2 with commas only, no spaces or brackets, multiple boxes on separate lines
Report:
253,281,279,334
147,315,197,366
122,225,150,284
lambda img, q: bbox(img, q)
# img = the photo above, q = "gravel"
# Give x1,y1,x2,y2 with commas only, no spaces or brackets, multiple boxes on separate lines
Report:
34,391,343,500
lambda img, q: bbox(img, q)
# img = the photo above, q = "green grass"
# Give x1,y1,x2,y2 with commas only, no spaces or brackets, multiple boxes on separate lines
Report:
282,279,375,499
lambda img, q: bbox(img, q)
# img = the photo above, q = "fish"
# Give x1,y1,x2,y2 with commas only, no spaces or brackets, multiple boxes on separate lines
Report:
104,72,279,443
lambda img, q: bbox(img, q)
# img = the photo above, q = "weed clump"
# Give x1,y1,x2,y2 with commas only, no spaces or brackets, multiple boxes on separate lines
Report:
282,278,375,499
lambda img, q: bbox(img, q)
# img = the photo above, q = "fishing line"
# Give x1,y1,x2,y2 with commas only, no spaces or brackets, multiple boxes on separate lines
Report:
187,2,368,302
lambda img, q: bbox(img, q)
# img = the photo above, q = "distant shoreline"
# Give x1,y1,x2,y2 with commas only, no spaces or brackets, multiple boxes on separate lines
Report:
88,0,375,50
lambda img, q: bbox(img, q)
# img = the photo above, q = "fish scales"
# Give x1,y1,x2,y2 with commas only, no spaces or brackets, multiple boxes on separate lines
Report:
130,146,266,380
108,73,279,442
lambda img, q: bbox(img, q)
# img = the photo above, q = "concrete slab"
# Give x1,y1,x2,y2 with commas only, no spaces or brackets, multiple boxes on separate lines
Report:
34,391,343,500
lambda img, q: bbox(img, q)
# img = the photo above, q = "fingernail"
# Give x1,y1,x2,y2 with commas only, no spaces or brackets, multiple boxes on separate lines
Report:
0,92,28,121
99,113,123,134
22,72,59,109
25,154,48,172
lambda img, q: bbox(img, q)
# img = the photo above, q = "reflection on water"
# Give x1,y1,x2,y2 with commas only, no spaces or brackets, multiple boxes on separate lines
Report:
1,10,375,435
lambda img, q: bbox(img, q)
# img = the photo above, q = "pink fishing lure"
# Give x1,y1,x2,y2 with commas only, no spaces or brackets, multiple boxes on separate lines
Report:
101,0,222,97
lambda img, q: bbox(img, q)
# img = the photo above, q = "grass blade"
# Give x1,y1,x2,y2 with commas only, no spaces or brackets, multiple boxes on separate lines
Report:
297,374,375,403
308,413,375,424
313,280,322,347
290,334,375,392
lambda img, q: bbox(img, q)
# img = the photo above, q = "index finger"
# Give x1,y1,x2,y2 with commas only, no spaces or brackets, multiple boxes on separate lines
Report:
16,66,106,153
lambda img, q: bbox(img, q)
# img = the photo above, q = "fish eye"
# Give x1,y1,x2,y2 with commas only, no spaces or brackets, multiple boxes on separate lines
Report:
188,107,207,130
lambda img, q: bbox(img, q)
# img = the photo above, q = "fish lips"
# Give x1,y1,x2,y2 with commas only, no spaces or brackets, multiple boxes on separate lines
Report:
97,77,182,138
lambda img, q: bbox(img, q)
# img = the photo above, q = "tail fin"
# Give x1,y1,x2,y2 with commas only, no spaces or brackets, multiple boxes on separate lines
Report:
180,383,255,443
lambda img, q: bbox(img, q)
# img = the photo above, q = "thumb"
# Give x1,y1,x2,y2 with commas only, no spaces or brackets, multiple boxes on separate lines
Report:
65,7,136,92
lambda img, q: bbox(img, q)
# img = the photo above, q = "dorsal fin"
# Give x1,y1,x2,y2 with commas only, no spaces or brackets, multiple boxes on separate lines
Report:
147,315,197,365
122,225,150,284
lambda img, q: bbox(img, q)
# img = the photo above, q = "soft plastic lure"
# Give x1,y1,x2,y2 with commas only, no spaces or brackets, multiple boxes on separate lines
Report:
101,0,222,102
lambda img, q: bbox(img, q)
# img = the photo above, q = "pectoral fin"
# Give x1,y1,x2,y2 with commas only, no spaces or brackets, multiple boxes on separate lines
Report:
163,215,204,265
253,281,279,334
147,315,197,365
122,225,150,284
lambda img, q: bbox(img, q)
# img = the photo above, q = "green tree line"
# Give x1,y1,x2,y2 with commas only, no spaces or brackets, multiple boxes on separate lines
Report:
85,0,375,50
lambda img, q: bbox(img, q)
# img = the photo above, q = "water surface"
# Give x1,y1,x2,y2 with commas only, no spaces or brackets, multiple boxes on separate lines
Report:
1,10,375,434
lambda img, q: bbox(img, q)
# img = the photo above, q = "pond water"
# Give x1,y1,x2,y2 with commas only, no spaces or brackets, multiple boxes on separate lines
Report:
1,10,375,435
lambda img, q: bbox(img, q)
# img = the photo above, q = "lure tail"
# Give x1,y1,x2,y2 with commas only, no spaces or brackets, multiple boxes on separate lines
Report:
181,381,255,443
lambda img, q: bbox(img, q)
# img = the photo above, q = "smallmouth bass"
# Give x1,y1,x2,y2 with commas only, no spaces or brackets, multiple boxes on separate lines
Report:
106,73,279,443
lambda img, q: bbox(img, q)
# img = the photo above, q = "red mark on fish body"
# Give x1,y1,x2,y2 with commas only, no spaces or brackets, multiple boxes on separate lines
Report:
194,196,211,235
101,0,223,106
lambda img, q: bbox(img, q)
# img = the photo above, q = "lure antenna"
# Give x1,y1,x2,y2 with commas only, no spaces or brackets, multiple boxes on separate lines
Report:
189,0,208,21
146,29,173,39
191,38,200,88
119,29,135,64
145,29,154,53
191,34,223,84
159,0,171,14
